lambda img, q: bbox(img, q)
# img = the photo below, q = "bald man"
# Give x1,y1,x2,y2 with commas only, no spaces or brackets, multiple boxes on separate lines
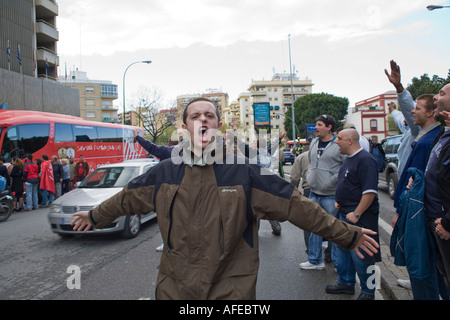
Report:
326,129,381,300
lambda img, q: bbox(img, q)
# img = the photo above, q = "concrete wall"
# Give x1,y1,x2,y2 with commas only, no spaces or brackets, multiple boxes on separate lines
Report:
0,69,80,116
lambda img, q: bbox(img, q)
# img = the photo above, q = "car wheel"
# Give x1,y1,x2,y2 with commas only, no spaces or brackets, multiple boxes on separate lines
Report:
121,214,141,239
388,173,398,200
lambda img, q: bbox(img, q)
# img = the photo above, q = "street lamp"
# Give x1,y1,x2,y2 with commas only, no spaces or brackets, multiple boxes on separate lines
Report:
427,5,450,10
288,34,296,150
122,60,152,125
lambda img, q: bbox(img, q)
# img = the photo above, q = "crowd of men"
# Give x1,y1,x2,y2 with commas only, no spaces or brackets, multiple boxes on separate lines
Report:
289,60,450,300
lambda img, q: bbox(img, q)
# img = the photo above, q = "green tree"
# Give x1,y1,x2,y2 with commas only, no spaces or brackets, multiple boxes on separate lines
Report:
284,93,349,139
406,69,450,100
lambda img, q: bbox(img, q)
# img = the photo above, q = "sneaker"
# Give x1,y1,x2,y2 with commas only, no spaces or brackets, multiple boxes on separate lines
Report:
325,282,355,295
299,261,325,270
397,279,411,290
156,243,164,252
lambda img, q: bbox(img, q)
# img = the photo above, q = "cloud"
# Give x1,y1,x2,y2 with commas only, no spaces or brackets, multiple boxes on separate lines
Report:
57,0,441,56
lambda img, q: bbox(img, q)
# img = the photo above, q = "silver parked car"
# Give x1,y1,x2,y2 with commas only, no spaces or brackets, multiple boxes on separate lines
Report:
48,159,159,238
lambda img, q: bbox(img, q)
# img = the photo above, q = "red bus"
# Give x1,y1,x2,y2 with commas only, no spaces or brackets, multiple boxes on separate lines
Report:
0,110,145,173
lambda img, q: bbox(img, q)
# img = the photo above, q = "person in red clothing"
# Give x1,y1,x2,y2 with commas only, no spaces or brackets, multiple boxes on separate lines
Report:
23,154,39,211
40,154,55,207
74,155,89,184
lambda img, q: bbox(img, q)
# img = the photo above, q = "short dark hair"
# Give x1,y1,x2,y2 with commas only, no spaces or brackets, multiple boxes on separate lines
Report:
315,114,336,132
183,97,221,124
42,154,49,160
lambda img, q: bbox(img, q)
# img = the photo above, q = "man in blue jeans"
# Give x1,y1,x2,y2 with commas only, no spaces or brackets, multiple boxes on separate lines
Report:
326,128,381,300
23,154,40,211
300,115,346,270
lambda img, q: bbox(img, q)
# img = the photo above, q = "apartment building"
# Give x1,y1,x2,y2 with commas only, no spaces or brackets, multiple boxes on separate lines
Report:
175,89,229,128
0,0,79,114
223,100,240,129
59,70,120,123
246,73,313,134
1,0,58,78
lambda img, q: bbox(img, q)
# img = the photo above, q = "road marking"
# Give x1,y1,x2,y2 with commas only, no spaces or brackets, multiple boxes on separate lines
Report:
379,217,393,235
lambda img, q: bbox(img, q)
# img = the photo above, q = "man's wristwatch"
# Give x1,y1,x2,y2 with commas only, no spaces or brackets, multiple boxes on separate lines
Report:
353,211,360,219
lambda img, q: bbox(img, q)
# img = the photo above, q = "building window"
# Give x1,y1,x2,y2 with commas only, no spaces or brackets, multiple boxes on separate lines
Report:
86,112,95,118
85,87,94,93
101,84,118,98
370,119,377,131
85,99,95,106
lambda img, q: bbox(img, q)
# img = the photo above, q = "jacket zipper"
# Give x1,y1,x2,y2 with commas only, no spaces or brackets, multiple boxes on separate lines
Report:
166,190,178,256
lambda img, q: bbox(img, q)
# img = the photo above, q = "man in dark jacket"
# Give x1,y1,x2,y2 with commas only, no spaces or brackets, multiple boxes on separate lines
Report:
71,98,379,300
51,155,63,199
74,155,89,183
428,84,450,295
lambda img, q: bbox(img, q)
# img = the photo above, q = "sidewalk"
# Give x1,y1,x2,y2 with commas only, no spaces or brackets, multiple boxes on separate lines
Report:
378,242,413,300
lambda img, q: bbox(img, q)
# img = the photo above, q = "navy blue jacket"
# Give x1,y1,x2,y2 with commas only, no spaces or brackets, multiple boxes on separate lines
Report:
394,125,441,212
390,168,438,279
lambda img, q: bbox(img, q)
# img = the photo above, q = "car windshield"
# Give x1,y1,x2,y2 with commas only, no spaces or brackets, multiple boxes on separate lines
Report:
78,166,139,188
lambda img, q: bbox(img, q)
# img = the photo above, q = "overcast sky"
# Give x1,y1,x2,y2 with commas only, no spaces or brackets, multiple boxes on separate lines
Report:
57,0,450,111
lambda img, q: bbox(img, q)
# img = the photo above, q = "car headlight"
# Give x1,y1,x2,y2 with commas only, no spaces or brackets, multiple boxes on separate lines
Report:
49,204,62,213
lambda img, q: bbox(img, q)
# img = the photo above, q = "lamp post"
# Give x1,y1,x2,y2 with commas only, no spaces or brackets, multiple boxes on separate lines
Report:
288,34,296,150
427,5,450,10
122,60,151,161
122,60,152,125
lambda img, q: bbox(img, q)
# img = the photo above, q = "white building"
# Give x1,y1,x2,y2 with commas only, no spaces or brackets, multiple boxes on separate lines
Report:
245,73,313,135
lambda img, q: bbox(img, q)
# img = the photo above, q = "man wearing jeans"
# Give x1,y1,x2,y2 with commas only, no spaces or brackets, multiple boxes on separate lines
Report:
300,115,346,270
23,154,39,211
326,129,381,300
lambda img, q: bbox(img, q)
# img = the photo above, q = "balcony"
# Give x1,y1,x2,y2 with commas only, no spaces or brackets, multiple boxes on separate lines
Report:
101,105,119,111
357,106,384,112
36,20,59,42
282,88,309,95
250,90,267,96
36,47,59,66
35,0,58,17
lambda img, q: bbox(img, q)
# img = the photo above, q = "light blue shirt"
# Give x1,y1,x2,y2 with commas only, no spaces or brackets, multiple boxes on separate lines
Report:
395,90,420,177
